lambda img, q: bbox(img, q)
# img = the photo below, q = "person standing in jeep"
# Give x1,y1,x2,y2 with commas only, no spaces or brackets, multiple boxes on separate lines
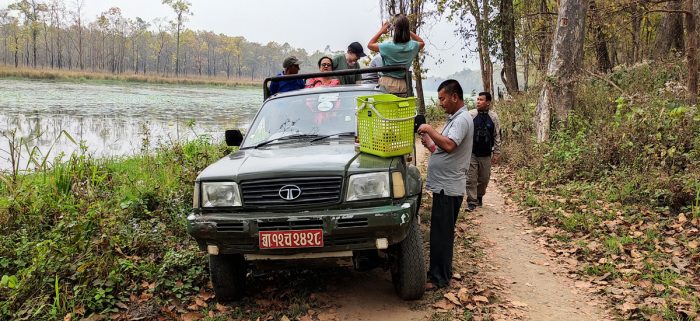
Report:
332,42,366,85
465,92,501,212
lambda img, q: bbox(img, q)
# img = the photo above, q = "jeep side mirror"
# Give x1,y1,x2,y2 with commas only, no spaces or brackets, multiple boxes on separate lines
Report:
225,129,244,147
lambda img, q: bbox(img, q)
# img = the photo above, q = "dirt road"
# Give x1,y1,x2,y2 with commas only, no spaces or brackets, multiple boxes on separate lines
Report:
332,269,428,321
473,174,608,320
410,140,608,320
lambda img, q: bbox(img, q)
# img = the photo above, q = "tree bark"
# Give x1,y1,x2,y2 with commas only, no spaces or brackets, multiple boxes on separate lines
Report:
629,5,642,64
654,0,685,59
409,0,426,115
472,0,494,94
500,0,519,94
589,0,612,73
175,12,181,77
535,0,589,142
685,0,699,104
537,0,551,70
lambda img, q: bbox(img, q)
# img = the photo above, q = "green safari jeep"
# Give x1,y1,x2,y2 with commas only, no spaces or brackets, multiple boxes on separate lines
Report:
187,67,425,301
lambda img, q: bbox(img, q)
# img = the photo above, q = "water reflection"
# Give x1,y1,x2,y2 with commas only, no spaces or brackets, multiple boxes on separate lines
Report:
0,79,262,170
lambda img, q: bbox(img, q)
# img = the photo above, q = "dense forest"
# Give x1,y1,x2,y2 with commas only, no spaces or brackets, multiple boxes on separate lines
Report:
0,0,333,80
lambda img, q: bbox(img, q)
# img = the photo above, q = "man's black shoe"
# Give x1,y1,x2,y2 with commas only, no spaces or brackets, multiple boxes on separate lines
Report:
466,204,477,212
477,196,483,207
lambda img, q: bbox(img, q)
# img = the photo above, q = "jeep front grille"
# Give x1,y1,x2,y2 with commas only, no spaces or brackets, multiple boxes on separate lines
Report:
240,177,342,207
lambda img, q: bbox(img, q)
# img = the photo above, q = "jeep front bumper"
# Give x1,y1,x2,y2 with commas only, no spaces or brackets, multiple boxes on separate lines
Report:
187,195,419,255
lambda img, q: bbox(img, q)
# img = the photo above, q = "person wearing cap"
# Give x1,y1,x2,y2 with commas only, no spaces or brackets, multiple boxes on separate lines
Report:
368,14,425,97
269,56,305,96
331,42,366,85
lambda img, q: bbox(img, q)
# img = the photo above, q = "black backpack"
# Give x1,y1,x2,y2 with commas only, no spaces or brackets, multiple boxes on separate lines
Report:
473,111,495,157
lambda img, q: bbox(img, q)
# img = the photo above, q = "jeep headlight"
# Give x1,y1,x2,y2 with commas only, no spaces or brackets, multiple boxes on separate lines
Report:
346,172,390,201
201,182,242,207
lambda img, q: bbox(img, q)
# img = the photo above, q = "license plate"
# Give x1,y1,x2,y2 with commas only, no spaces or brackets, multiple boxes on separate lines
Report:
259,229,324,249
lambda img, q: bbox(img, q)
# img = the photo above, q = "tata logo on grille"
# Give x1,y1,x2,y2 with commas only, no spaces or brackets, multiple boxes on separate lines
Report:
278,185,302,201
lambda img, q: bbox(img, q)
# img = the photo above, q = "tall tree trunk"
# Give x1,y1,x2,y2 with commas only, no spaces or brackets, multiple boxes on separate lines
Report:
589,0,611,73
537,0,551,70
43,22,51,68
56,26,62,69
78,24,83,70
13,35,19,68
473,2,493,93
32,29,38,67
535,0,589,142
500,0,519,94
409,0,427,114
655,0,685,59
686,0,699,104
630,5,642,64
523,52,529,91
413,58,426,113
175,13,181,77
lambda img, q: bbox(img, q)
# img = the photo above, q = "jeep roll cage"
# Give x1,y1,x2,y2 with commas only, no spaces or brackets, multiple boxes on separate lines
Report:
263,65,414,100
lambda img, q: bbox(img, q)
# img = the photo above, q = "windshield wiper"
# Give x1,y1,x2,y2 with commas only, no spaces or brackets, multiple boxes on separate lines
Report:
254,134,321,148
310,132,356,142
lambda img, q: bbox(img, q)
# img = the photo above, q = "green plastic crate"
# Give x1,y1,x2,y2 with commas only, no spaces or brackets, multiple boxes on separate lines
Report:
356,94,416,158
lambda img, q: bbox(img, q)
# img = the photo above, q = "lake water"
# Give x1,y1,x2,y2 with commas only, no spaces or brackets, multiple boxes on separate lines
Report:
0,79,262,171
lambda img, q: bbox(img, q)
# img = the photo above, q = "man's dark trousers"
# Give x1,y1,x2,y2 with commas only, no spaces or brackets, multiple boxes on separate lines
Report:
428,190,464,287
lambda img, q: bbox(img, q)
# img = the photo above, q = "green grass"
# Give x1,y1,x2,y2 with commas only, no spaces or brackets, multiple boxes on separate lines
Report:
583,263,618,278
0,135,230,320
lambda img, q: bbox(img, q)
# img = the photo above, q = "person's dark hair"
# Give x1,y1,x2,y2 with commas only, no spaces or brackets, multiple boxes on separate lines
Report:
317,56,333,69
437,79,463,101
478,91,492,102
392,14,411,44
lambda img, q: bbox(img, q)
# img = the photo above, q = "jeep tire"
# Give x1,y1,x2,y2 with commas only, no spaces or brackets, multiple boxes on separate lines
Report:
390,216,426,300
209,254,246,302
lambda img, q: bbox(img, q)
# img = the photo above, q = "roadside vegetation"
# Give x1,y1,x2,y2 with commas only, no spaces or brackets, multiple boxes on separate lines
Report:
497,59,700,320
0,131,228,320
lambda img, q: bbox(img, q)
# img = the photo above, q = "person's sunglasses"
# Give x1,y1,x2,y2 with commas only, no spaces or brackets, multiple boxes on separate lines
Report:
320,63,332,67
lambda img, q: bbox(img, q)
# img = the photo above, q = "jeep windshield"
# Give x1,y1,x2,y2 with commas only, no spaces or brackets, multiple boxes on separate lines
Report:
241,90,377,148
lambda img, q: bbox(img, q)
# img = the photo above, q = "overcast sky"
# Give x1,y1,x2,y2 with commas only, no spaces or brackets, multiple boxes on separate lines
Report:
1,0,479,77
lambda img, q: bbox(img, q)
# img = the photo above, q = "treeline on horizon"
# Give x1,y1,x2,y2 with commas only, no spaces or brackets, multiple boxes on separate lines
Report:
0,0,335,80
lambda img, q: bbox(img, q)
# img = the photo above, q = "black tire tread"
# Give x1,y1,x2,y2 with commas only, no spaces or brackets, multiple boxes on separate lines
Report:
392,217,426,300
209,254,246,302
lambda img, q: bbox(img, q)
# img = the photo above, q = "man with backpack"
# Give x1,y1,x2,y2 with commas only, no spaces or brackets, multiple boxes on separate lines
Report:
466,92,501,212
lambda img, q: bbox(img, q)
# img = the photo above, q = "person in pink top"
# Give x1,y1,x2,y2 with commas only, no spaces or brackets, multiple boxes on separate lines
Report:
306,56,341,88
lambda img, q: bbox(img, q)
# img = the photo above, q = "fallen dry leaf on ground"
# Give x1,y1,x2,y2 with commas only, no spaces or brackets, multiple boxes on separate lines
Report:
458,287,470,303
180,312,204,321
445,292,462,306
433,299,456,311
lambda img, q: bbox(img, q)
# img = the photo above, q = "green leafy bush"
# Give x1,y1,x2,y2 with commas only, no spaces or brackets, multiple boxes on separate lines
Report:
499,61,700,212
0,138,231,320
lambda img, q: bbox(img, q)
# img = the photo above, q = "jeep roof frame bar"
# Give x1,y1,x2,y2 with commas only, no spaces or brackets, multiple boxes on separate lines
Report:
263,65,413,100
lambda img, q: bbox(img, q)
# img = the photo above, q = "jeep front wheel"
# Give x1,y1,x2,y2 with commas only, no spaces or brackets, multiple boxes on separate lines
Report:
390,217,426,300
209,254,246,302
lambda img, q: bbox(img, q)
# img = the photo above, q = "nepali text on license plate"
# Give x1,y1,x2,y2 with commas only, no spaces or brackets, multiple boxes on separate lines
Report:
259,229,324,249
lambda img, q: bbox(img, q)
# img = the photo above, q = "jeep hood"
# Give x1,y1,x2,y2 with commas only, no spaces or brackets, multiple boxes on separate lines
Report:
197,143,397,181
